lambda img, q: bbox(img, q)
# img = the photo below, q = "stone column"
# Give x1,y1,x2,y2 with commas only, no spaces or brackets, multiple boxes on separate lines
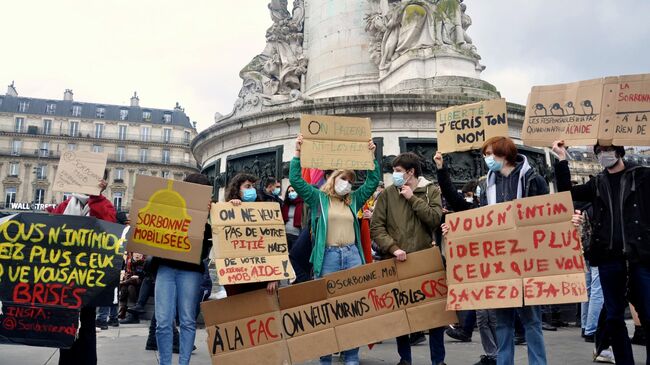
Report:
22,163,32,201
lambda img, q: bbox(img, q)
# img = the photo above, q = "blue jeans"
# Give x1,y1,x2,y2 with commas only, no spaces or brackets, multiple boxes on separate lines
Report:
599,260,650,365
155,265,203,365
495,306,547,365
583,266,603,336
318,244,363,365
96,305,118,323
396,327,446,364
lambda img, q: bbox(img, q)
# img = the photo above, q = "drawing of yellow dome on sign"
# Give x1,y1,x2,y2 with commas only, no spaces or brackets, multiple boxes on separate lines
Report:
132,179,193,252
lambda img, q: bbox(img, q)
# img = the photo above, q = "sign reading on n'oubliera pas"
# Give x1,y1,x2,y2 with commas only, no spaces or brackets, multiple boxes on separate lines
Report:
211,202,295,285
444,192,588,310
300,114,375,170
127,175,212,265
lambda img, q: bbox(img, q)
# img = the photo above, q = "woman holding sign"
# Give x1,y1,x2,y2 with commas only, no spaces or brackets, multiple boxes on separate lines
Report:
290,133,380,365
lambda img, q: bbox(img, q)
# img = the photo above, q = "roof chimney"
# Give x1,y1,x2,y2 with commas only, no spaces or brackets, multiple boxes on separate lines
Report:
64,89,73,101
174,102,184,112
193,121,197,129
130,92,140,107
6,81,18,96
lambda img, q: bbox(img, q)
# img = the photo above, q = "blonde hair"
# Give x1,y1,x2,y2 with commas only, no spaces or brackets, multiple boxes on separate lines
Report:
320,169,356,205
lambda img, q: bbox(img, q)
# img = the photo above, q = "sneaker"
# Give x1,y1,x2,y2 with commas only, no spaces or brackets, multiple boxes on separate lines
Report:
445,327,471,342
514,335,526,345
108,318,120,327
119,313,140,325
631,325,646,346
96,321,109,330
409,332,426,346
584,334,595,343
593,348,615,363
542,322,557,331
127,305,146,315
474,355,497,365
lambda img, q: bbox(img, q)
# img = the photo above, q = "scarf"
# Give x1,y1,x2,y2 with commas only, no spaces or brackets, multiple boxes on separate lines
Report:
63,194,91,216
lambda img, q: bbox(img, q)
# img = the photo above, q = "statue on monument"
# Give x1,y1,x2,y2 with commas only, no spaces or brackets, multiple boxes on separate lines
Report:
365,0,481,71
234,0,308,113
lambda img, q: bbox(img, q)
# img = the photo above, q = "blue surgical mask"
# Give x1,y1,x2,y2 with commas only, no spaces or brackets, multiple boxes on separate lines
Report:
288,191,298,200
272,187,281,196
484,155,503,172
392,172,406,187
242,188,257,202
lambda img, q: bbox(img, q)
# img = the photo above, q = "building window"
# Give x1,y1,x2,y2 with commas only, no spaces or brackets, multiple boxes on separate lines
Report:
161,170,170,179
119,108,128,121
183,131,191,143
11,140,22,155
94,123,104,138
113,192,123,211
92,144,103,153
140,126,150,142
36,164,47,179
9,162,20,177
72,105,82,117
46,103,56,115
96,107,106,119
142,111,151,121
114,167,124,181
163,128,172,143
18,101,29,112
43,119,52,135
184,152,189,162
163,113,172,123
139,148,148,163
69,121,79,136
68,143,77,151
14,117,24,133
34,188,46,204
118,125,127,140
39,141,49,157
162,149,170,164
116,146,126,162
5,187,17,208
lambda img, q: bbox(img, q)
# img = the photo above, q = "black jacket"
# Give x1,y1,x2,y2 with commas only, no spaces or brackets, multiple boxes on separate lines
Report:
436,167,479,212
258,189,284,206
555,160,650,265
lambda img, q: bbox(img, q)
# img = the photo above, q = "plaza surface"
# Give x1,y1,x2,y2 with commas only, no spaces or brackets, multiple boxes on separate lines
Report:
1,321,645,364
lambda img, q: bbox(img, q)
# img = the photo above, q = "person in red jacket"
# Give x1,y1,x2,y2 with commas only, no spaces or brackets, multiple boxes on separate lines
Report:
47,178,117,365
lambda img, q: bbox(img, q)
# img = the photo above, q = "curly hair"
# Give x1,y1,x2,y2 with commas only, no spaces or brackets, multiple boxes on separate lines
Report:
320,169,356,205
225,173,258,202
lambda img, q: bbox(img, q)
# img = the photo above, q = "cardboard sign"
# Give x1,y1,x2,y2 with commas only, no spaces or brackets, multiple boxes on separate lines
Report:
200,248,457,365
211,202,295,284
522,73,650,147
445,192,588,310
436,99,509,153
300,114,375,170
127,176,212,265
52,150,108,195
0,213,128,348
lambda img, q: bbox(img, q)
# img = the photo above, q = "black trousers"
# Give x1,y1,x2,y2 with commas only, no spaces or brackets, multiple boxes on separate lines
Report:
59,307,97,365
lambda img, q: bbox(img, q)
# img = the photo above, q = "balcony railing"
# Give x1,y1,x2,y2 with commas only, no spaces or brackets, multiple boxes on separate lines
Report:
0,125,192,145
0,148,61,159
106,153,198,168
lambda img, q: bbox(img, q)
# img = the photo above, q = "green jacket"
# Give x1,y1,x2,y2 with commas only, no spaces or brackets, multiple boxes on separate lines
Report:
289,157,381,277
370,177,443,256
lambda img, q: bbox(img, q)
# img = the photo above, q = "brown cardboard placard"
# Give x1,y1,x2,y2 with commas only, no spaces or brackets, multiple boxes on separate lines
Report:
127,175,211,265
211,202,294,284
334,311,411,352
514,191,573,227
52,150,108,195
278,279,328,310
436,98,509,153
395,247,445,280
206,311,283,356
406,300,459,333
522,73,650,147
300,114,375,170
201,289,279,326
322,259,398,298
523,273,588,306
445,201,516,240
447,278,523,310
287,328,339,364
210,339,291,365
397,271,449,308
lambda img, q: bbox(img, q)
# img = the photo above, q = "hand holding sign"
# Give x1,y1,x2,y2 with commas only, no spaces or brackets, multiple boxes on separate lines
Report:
551,140,568,161
433,151,444,169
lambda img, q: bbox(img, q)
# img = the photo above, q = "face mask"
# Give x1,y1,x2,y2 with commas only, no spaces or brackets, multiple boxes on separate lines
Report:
598,151,619,169
272,187,281,196
242,188,257,202
335,179,352,196
288,191,298,200
465,197,474,203
484,155,503,172
392,172,406,187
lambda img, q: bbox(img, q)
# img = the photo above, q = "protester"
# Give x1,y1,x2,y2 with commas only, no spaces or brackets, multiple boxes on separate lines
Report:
47,177,116,365
223,172,279,296
553,140,650,365
282,185,304,250
119,252,146,320
153,173,213,365
290,134,380,365
434,151,496,365
371,151,444,365
258,176,284,205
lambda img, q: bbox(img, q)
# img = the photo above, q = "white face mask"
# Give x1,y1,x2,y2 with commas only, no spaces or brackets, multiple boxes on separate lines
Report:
465,197,474,203
335,179,352,196
598,151,619,169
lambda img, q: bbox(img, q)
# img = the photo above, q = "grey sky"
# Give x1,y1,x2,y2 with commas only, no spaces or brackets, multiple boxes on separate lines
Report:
2,0,648,132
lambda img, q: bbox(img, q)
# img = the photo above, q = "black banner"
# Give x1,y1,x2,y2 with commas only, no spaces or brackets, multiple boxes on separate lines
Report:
0,302,79,348
0,213,128,347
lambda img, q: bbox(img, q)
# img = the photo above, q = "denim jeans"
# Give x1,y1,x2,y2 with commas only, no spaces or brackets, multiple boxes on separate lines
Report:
96,305,118,323
477,309,498,358
155,265,203,365
318,244,362,365
599,260,650,365
396,327,446,364
581,265,591,330
495,306,547,365
584,266,604,336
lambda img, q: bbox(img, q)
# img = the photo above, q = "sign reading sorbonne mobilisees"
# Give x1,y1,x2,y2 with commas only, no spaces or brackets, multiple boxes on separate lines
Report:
0,213,128,348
